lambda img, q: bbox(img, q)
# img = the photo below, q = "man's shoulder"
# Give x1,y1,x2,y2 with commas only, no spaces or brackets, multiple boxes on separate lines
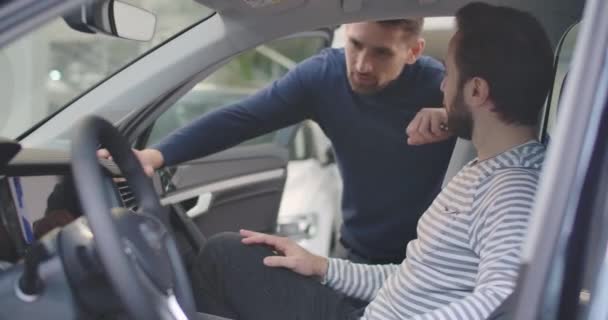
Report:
415,55,445,71
298,47,343,64
486,167,542,189
293,48,344,81
319,47,345,61
473,142,546,205
411,56,445,78
476,166,542,208
305,47,344,72
490,142,546,174
405,55,445,87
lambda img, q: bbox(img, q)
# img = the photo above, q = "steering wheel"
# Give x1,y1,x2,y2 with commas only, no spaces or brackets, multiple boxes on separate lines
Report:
70,116,196,320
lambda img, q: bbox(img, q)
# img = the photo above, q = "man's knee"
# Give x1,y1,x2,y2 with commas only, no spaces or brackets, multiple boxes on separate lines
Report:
192,232,246,293
198,231,278,275
201,232,245,263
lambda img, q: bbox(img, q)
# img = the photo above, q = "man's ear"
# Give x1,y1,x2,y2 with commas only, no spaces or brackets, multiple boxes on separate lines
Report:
406,38,425,64
467,77,491,108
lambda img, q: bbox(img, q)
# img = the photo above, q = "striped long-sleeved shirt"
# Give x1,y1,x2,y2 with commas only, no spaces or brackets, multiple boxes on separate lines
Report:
325,140,546,320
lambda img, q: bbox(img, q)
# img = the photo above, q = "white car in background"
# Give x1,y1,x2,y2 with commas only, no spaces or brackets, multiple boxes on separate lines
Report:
276,120,342,256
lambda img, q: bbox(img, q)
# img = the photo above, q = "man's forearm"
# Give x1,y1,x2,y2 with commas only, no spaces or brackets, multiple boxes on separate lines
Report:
324,258,397,301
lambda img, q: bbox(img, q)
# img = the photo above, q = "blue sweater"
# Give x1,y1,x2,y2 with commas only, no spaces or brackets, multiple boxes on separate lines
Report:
155,48,455,261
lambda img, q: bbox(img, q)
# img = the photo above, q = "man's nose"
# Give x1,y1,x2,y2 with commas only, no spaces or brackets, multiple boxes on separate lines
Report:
355,51,373,73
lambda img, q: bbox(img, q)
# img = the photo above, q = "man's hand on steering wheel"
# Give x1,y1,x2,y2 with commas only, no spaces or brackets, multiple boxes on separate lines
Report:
97,148,164,177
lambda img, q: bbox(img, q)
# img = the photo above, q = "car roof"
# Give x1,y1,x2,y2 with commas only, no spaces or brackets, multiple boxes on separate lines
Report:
197,0,578,18
197,0,583,40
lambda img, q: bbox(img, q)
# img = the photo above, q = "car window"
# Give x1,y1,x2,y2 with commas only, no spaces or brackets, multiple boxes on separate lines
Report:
0,0,214,140
543,23,580,141
147,35,329,147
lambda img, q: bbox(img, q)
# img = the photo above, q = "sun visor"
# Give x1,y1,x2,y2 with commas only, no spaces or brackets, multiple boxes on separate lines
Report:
194,0,309,16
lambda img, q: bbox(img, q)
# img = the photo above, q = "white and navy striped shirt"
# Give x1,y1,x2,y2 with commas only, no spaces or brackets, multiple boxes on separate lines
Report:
326,141,545,320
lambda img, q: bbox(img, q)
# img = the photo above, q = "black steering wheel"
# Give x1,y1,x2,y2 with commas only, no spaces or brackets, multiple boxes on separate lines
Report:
70,116,196,319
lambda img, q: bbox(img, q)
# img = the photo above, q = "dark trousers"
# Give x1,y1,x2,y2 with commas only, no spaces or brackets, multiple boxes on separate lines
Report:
188,232,364,320
331,239,404,265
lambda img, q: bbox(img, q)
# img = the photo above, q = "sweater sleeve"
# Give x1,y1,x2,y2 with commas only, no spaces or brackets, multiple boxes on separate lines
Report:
153,53,328,166
324,258,399,302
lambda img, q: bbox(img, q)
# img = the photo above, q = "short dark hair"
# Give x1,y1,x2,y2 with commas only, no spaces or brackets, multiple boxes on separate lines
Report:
454,2,554,126
377,18,424,37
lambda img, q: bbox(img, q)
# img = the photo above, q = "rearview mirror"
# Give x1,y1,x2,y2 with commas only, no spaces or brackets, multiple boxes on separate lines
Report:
63,0,156,41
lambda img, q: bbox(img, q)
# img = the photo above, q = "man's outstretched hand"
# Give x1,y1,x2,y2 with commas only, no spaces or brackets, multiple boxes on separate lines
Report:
406,107,453,145
97,148,164,177
240,229,329,280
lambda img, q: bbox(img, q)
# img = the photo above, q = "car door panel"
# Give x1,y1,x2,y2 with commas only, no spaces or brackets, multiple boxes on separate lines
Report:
160,144,288,237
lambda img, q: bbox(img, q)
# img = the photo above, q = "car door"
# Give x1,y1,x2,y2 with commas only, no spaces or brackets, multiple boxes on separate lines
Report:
134,32,332,237
511,0,608,318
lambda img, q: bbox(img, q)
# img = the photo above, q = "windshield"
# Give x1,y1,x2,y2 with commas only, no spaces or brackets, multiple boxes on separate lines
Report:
0,0,213,140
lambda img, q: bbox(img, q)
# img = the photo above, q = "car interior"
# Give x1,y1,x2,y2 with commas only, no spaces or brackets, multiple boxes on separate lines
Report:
0,0,590,319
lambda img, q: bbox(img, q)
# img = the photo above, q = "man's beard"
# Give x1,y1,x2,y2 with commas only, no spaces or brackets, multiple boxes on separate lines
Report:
447,91,474,140
347,72,382,95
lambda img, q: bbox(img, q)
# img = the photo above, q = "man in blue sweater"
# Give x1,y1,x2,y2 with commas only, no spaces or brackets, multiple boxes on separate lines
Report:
113,18,456,264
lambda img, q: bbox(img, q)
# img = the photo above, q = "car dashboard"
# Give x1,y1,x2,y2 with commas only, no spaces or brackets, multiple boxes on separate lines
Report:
0,147,128,262
0,146,141,319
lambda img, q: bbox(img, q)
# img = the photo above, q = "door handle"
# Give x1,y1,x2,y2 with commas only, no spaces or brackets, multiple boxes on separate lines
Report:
185,192,213,219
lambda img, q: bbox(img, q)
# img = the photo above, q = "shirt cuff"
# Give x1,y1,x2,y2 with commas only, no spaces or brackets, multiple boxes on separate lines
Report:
320,258,333,285
322,258,348,287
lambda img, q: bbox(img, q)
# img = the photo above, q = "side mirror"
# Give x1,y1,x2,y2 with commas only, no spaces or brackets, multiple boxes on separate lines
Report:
63,0,156,41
